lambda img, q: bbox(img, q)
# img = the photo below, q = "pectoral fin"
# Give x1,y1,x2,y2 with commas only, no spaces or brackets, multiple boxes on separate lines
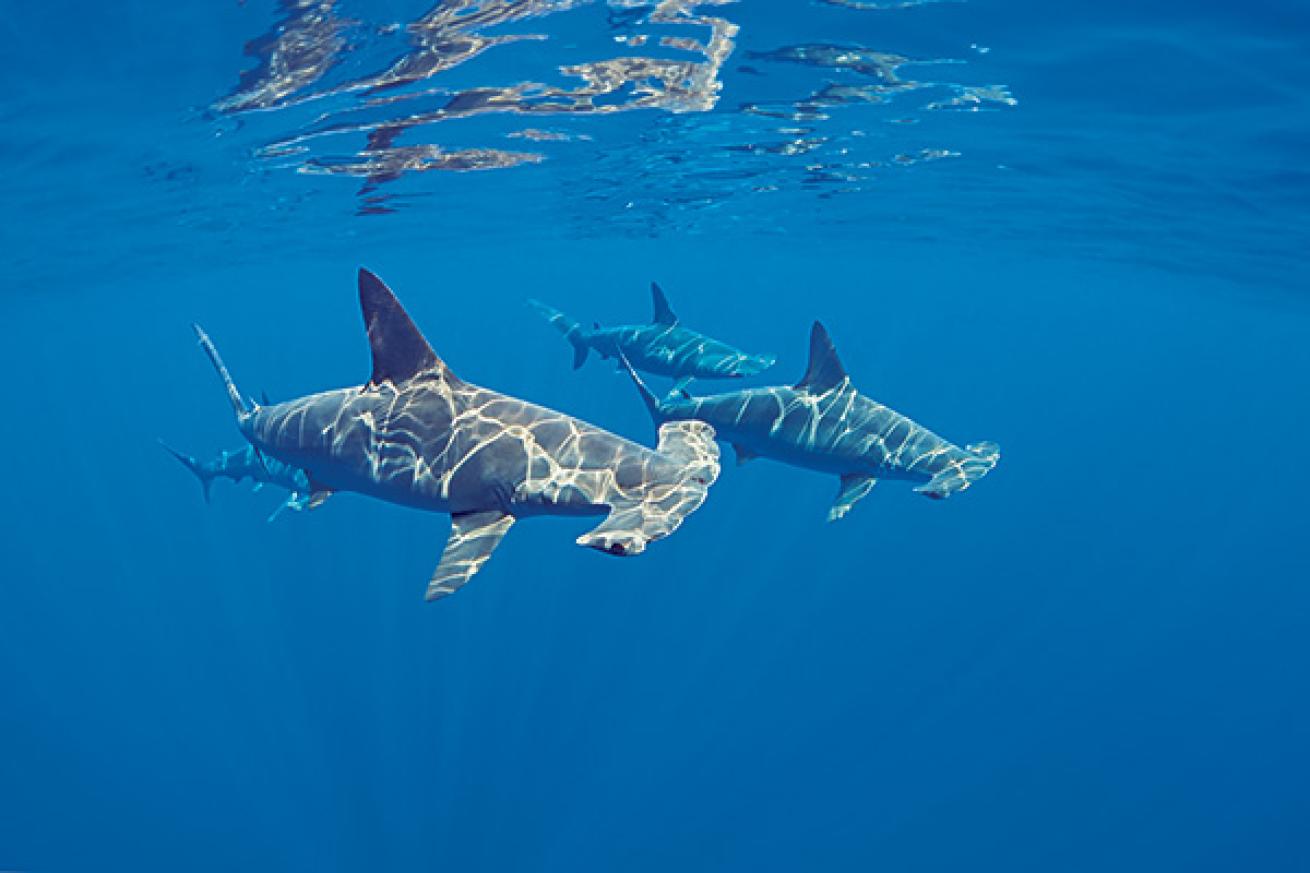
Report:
426,510,516,601
829,473,876,522
266,492,310,523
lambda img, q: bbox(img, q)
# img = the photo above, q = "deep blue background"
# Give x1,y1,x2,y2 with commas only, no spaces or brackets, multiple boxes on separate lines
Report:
2,1,1309,870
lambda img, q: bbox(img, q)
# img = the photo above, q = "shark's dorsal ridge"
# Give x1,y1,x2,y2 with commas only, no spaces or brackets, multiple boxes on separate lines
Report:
359,268,457,386
794,321,848,394
650,282,679,326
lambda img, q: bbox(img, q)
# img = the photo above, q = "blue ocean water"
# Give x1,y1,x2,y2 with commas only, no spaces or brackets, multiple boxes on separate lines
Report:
2,0,1309,870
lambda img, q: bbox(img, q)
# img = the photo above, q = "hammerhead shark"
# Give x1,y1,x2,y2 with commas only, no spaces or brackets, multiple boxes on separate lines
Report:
159,441,311,522
193,269,721,600
623,322,999,521
528,282,776,388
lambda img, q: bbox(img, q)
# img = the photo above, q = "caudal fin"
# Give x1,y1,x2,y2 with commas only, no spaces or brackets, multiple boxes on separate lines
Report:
617,353,663,424
193,324,249,419
527,299,590,369
914,441,1000,500
159,440,216,504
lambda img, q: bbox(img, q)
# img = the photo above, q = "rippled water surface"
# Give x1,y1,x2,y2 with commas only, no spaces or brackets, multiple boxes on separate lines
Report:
10,0,1307,287
2,1,1309,871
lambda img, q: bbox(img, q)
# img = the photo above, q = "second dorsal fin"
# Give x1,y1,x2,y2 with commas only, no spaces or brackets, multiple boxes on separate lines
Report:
650,282,679,325
358,268,459,387
794,321,849,394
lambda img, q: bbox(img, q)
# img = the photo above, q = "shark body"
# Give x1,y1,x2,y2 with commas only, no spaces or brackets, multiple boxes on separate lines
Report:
529,283,776,386
193,269,720,600
625,322,999,521
160,441,311,521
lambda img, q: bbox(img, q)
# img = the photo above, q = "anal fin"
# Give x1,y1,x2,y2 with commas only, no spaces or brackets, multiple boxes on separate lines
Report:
732,443,759,466
267,492,310,523
426,510,516,601
306,473,334,510
829,473,876,522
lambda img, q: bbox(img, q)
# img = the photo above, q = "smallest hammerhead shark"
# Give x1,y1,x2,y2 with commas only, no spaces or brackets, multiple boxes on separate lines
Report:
160,440,312,522
529,282,776,389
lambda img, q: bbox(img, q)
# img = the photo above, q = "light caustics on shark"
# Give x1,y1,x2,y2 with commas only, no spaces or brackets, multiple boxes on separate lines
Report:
529,281,775,387
623,321,999,521
192,269,721,600
210,0,1016,215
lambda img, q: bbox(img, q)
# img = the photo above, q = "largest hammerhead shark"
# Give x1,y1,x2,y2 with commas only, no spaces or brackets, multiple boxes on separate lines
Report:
194,269,720,600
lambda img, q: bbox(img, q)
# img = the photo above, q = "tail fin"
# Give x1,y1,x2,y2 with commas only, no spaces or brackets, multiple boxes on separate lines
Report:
159,440,216,504
915,441,1000,500
527,299,590,369
193,324,249,420
617,353,663,424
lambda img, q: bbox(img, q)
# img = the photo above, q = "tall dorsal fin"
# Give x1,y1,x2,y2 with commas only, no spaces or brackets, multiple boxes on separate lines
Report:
794,321,849,393
358,268,458,386
650,282,679,325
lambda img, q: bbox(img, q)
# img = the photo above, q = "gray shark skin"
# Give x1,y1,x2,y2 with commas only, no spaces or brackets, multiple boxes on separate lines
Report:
623,322,999,521
528,282,776,384
159,441,312,522
192,268,720,600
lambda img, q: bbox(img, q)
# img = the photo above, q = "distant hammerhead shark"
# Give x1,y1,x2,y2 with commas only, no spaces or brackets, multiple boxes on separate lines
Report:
623,322,999,521
528,282,776,388
193,268,721,600
159,441,311,522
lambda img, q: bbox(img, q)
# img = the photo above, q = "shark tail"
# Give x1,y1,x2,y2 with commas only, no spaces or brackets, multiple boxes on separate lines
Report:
915,441,1001,500
617,353,663,424
193,324,250,419
159,440,216,504
527,299,589,369
193,324,274,475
